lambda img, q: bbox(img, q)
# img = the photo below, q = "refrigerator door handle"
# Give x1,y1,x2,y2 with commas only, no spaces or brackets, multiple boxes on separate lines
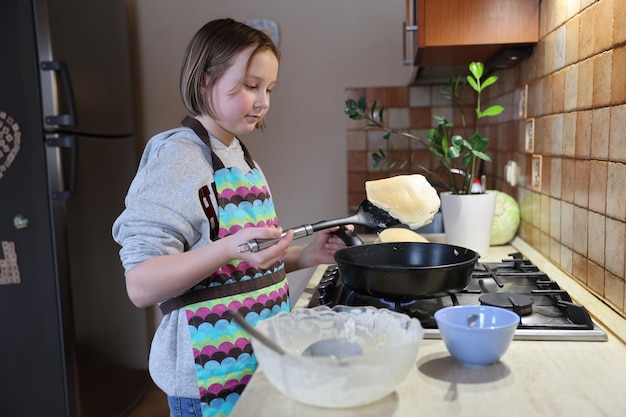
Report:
46,135,77,200
41,61,76,127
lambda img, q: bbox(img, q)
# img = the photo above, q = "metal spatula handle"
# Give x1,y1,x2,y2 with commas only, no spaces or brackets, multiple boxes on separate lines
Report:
237,224,314,253
236,200,397,253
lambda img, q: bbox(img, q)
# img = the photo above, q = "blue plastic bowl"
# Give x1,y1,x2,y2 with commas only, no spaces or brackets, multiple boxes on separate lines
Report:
434,305,520,366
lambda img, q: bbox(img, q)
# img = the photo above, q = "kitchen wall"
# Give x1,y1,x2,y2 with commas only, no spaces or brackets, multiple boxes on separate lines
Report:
345,0,626,316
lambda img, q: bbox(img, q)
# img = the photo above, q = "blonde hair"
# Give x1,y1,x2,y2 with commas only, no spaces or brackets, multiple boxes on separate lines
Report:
180,18,280,129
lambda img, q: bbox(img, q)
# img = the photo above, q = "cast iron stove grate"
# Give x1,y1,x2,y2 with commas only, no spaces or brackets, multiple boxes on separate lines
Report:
308,253,607,341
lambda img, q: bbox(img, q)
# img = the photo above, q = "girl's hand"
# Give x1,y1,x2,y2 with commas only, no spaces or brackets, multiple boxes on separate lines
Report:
290,225,353,269
232,227,294,269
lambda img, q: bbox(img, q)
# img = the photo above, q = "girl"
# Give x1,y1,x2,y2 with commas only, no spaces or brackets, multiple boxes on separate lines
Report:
113,18,349,417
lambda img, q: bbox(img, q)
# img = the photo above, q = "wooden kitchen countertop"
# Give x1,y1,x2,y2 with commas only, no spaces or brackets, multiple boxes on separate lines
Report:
231,238,626,417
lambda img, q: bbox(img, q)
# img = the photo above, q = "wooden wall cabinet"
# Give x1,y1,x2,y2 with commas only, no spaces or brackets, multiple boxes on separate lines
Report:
404,0,539,68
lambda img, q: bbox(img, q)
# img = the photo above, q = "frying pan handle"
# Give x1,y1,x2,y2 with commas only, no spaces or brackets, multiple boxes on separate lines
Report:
332,227,363,247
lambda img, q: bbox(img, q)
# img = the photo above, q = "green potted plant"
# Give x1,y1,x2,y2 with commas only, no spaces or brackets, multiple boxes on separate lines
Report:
344,62,504,256
345,61,503,195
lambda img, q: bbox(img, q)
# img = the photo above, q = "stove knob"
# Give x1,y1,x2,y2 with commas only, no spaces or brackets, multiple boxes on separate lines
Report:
316,281,335,305
322,266,340,284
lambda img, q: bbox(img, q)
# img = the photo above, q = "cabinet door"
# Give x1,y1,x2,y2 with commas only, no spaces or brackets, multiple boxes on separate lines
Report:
420,0,539,47
414,0,539,67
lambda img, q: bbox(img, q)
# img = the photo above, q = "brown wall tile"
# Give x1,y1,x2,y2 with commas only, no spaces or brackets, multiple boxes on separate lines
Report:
587,260,606,295
605,217,625,277
573,252,588,285
589,160,608,214
346,130,366,151
610,45,626,105
560,201,575,247
565,15,581,65
347,171,367,193
609,104,626,162
588,211,606,265
592,51,612,107
409,107,431,128
577,58,594,109
594,0,614,53
563,112,577,156
564,64,579,111
542,155,552,195
365,87,409,108
573,207,589,254
347,150,368,172
575,110,592,157
614,0,626,44
605,271,625,312
540,193,551,233
550,236,561,264
552,70,566,113
561,158,576,203
550,157,562,198
574,159,590,207
606,162,626,221
579,5,596,60
561,244,574,275
590,107,610,160
387,87,410,108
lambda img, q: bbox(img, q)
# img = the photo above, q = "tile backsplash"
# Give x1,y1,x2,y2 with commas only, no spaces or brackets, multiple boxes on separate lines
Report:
345,0,625,316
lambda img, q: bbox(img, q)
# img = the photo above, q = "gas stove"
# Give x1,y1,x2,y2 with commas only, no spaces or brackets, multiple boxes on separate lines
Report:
308,252,607,341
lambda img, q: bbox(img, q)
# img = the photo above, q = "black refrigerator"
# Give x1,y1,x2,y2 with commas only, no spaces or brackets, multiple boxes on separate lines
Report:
0,1,150,416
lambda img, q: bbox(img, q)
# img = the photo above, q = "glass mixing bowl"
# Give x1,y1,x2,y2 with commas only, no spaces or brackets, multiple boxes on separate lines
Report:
251,305,424,408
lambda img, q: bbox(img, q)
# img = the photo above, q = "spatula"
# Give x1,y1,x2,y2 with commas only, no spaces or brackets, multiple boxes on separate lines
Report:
226,310,363,359
237,200,400,253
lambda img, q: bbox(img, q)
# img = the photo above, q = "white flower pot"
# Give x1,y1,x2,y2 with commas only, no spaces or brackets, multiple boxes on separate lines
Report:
440,191,497,258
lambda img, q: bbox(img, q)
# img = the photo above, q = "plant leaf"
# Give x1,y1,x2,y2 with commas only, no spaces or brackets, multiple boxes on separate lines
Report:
466,75,479,92
469,134,489,151
472,150,491,162
469,62,484,79
462,153,473,167
370,100,378,120
429,145,444,158
358,97,366,111
451,135,465,147
428,128,442,146
481,75,498,89
480,105,504,117
448,146,461,159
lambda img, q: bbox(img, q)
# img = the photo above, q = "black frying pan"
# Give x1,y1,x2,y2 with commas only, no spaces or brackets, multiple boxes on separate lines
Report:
333,241,479,299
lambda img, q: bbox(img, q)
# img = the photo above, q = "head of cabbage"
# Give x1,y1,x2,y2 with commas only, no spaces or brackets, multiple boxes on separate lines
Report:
490,191,521,246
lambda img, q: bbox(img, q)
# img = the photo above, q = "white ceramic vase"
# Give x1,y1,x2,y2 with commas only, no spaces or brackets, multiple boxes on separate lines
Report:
439,191,497,258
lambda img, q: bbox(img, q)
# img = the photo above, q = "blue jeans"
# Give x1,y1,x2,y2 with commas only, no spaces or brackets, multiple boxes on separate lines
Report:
167,396,203,417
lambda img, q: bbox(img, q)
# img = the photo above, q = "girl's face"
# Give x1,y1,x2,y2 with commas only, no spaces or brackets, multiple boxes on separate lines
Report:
205,46,278,144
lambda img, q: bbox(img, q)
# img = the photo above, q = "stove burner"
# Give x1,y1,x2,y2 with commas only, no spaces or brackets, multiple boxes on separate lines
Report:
308,253,607,340
479,293,534,315
341,289,459,328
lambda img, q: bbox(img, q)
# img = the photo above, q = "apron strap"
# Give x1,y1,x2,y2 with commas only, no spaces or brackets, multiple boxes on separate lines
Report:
198,184,220,240
180,115,256,239
181,116,256,170
159,270,283,315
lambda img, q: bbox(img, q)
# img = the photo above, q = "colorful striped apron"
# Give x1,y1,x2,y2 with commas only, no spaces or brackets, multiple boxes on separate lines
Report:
160,117,290,416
